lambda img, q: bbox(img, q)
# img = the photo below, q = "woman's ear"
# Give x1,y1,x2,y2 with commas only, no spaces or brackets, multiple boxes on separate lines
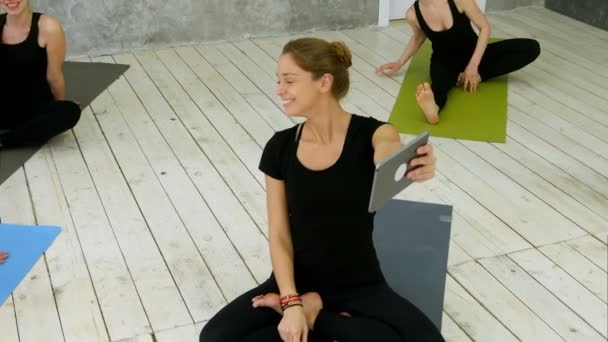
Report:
319,73,334,95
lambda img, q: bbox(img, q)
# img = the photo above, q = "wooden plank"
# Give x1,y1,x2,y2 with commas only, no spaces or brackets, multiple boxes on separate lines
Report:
88,56,230,321
150,48,269,230
174,46,274,147
330,31,405,86
450,261,564,341
481,255,605,341
567,236,608,272
492,131,608,225
509,92,608,160
461,138,608,237
504,11,608,66
195,44,293,131
539,243,608,303
216,42,287,109
115,334,153,342
508,78,608,144
48,129,152,340
595,233,608,245
525,7,608,42
0,168,63,342
489,15,608,78
117,51,270,286
519,66,608,127
155,324,199,342
507,11,608,60
341,28,402,63
416,170,530,256
160,47,265,186
232,40,280,78
441,312,473,342
432,137,584,246
24,147,110,342
443,275,518,341
506,119,608,199
73,105,193,330
510,248,607,337
0,297,19,342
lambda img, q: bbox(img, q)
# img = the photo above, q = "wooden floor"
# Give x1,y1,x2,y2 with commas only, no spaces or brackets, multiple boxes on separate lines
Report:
1,6,607,341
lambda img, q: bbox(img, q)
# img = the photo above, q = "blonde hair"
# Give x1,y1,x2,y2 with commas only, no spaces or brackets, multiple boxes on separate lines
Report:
282,37,352,99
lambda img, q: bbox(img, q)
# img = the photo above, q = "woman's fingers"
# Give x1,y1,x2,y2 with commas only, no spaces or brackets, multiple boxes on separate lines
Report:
407,166,435,181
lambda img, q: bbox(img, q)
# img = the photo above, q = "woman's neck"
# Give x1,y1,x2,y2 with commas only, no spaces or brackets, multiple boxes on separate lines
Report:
304,98,351,145
6,8,33,28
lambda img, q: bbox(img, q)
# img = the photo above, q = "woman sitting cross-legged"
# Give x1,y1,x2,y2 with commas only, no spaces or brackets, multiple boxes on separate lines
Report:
0,0,80,149
200,37,445,342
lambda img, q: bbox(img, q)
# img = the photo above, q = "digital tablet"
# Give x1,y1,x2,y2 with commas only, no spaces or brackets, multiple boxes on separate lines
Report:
368,131,430,212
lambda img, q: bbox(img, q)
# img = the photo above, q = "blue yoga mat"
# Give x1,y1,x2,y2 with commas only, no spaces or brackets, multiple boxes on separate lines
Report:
0,224,61,305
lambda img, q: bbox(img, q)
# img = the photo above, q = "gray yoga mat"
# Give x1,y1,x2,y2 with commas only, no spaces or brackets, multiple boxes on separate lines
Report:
0,61,129,185
373,199,453,330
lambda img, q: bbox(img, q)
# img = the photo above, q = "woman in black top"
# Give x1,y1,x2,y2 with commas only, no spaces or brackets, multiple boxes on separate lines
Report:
377,0,540,124
200,38,443,341
0,0,80,148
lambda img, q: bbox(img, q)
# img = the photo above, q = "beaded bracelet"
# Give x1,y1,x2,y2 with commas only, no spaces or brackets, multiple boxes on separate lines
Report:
281,301,303,312
280,294,301,306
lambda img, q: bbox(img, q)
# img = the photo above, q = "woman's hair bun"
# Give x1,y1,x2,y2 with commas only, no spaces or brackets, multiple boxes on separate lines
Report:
331,41,352,68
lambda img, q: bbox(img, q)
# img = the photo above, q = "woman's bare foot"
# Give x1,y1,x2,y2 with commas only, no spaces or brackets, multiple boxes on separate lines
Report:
416,83,440,125
251,293,281,314
301,292,323,330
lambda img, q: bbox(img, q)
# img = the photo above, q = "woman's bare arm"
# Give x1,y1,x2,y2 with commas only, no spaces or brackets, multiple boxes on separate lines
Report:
266,175,298,296
458,0,491,69
376,7,427,76
40,15,66,100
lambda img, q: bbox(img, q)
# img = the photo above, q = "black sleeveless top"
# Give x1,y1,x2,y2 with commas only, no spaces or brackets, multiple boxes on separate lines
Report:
0,12,53,111
259,114,386,291
414,0,478,67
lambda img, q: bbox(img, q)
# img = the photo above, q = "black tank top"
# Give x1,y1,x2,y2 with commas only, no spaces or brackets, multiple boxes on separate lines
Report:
259,114,386,291
0,12,53,111
414,0,478,67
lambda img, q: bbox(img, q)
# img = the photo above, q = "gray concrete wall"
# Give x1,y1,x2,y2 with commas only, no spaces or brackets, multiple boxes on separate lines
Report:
486,0,544,11
545,0,608,31
27,0,378,56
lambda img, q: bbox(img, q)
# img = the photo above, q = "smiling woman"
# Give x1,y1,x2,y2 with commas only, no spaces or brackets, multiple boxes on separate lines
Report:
199,37,442,342
0,0,80,149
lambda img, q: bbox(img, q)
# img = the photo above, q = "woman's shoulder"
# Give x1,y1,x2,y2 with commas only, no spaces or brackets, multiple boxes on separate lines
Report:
264,124,299,150
37,13,64,37
350,114,390,141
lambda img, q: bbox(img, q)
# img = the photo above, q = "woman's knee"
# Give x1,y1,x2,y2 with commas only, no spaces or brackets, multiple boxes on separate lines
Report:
525,39,541,61
58,101,82,129
199,322,227,342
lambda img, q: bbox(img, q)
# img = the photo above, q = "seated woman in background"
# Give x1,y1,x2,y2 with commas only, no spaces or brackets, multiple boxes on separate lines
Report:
376,0,540,124
0,0,80,148
200,37,444,342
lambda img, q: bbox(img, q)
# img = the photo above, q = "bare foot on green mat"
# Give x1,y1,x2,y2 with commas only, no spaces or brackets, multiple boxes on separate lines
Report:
416,83,440,125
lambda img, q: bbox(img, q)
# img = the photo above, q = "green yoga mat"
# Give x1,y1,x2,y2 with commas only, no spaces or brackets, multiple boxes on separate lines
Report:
389,40,508,143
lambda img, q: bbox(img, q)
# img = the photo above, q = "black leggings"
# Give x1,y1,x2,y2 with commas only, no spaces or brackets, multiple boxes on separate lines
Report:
431,38,541,110
200,276,444,342
0,101,81,148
